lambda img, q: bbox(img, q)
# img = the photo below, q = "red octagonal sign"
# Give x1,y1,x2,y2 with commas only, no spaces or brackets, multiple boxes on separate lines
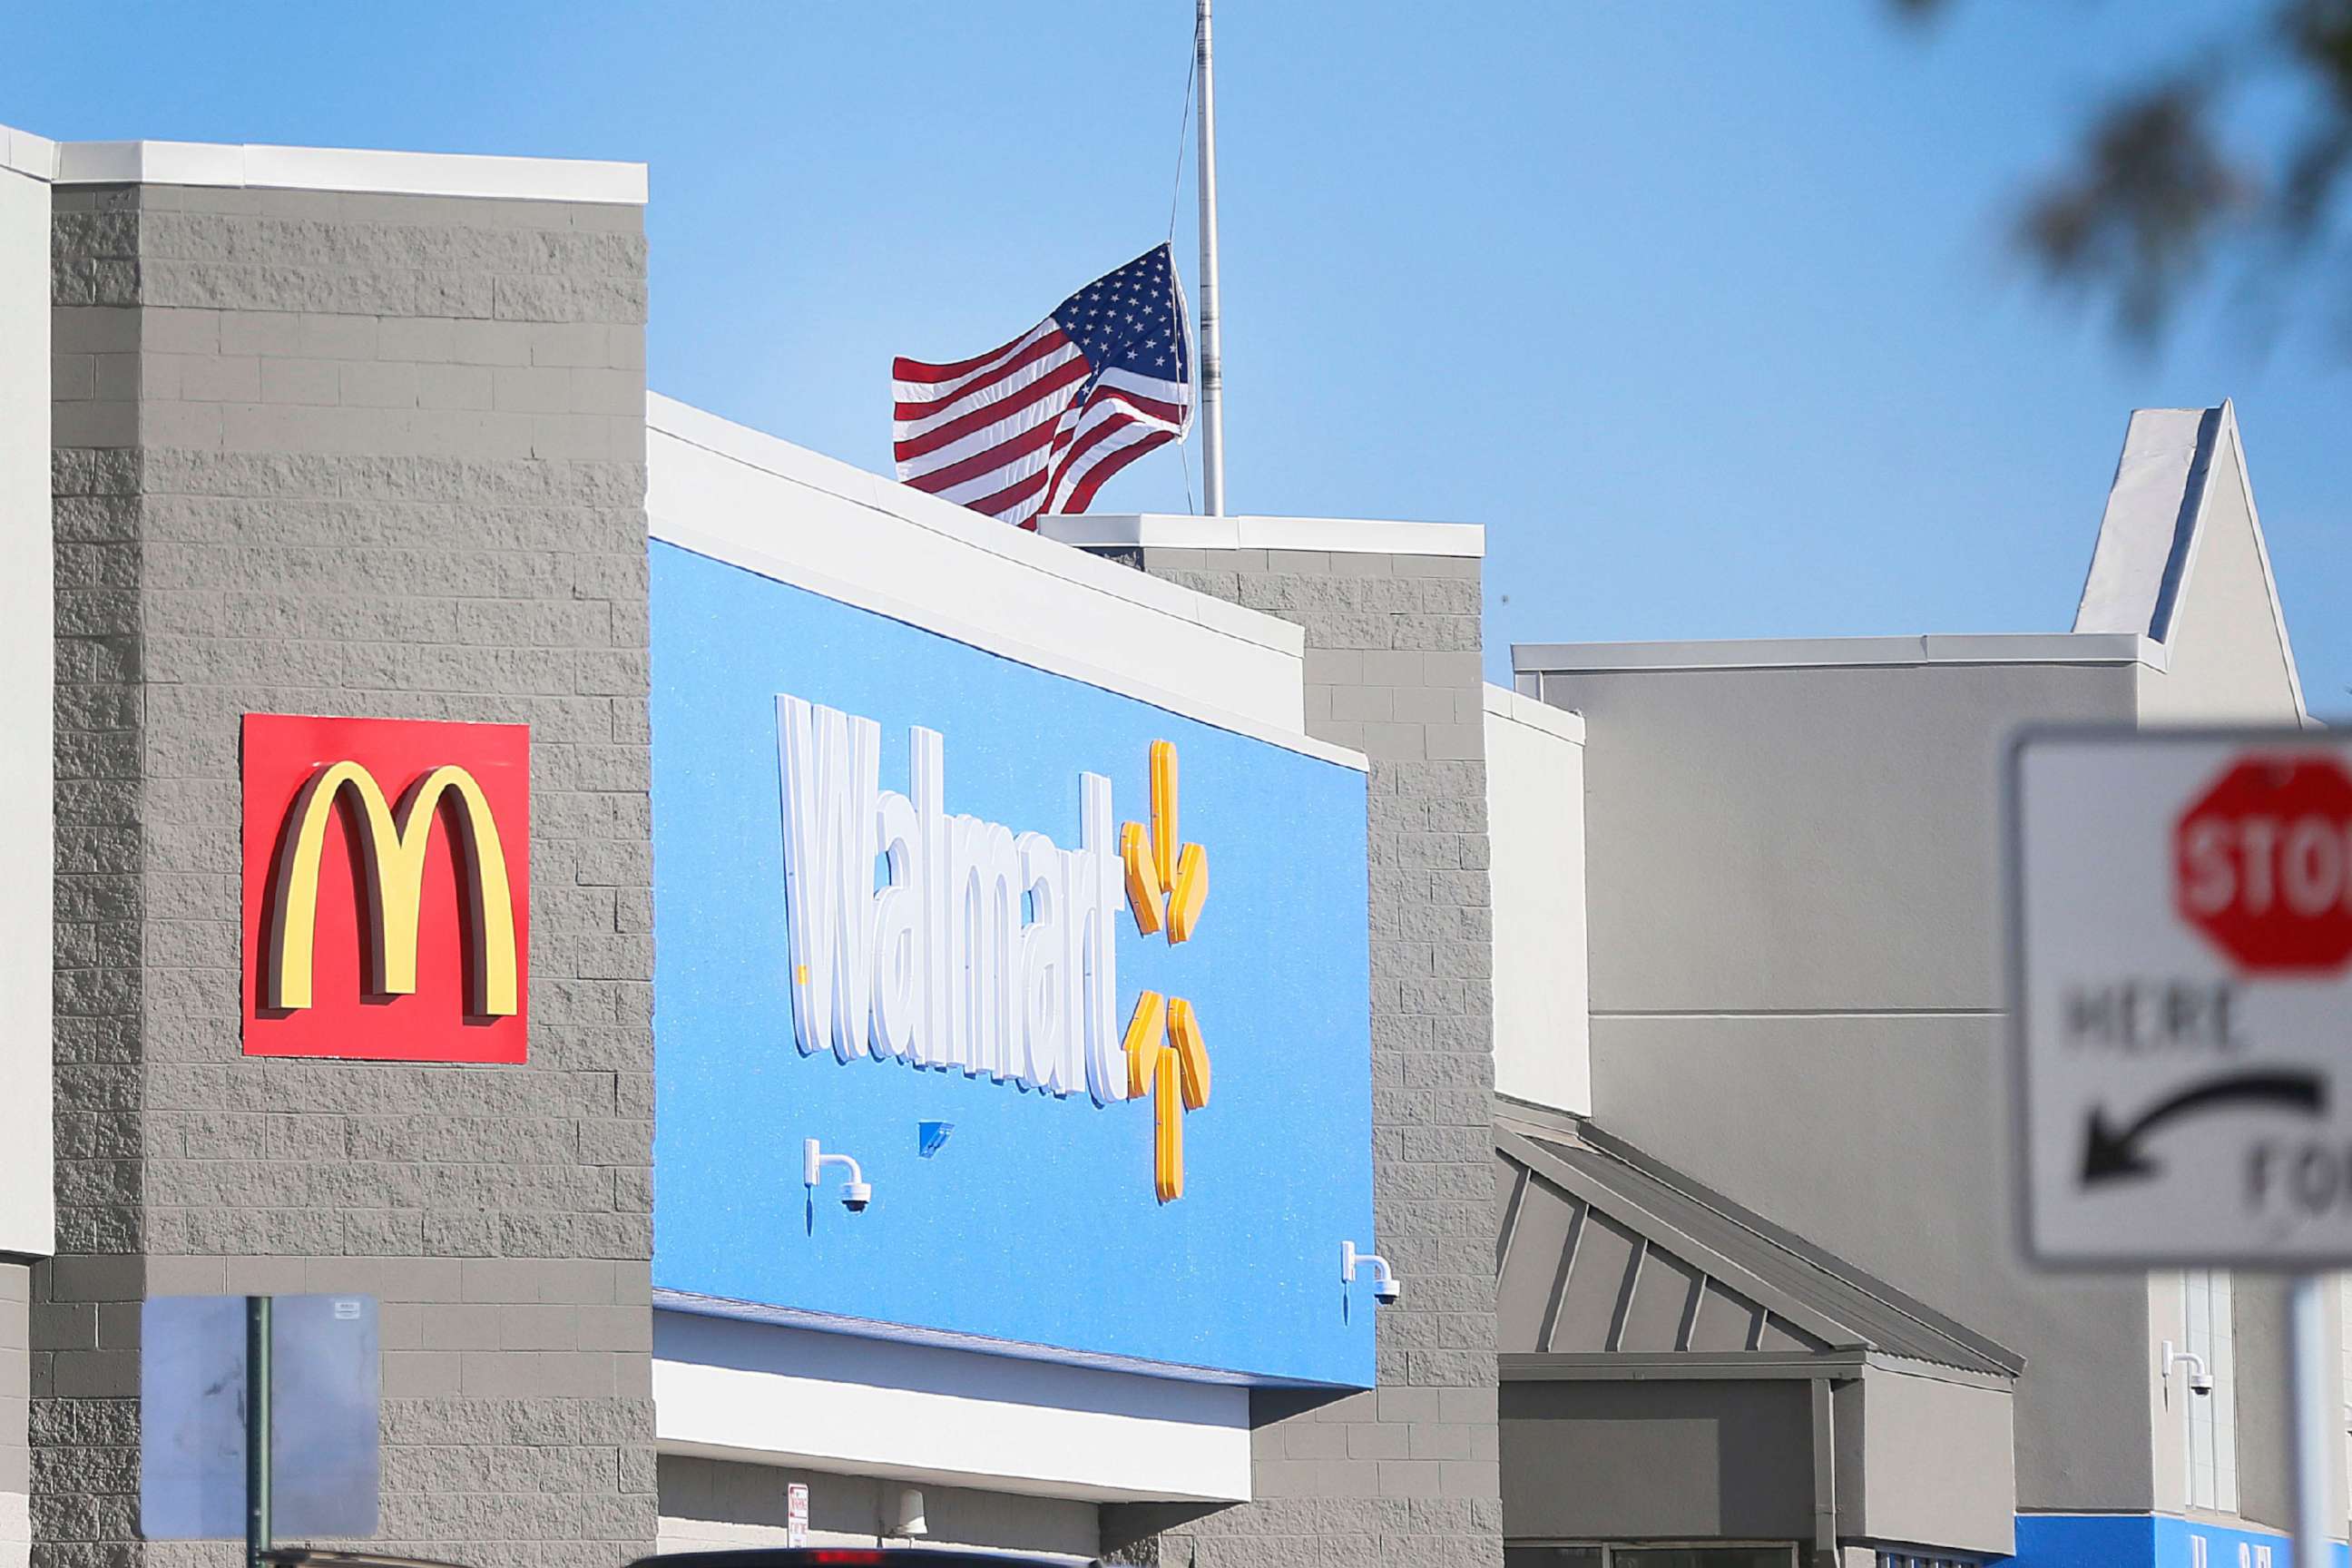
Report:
2176,753,2352,974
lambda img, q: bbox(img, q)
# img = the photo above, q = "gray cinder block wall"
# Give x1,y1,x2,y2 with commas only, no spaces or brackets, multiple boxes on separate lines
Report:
1101,545,1503,1566
3,1262,25,1568
46,174,653,1568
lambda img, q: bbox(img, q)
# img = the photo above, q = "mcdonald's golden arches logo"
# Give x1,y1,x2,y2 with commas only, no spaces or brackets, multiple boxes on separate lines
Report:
241,715,531,1063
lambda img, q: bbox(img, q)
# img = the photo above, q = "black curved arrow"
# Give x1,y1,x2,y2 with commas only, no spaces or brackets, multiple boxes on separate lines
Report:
2082,1071,2328,1184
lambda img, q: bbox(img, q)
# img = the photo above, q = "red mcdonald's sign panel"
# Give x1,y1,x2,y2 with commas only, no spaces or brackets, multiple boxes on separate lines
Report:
241,714,531,1063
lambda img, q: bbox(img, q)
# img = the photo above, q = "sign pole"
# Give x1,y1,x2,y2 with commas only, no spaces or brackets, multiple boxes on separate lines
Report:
2290,1272,2330,1568
245,1295,271,1568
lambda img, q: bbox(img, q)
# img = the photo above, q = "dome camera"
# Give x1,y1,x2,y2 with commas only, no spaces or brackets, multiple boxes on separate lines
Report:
2161,1342,2214,1399
805,1138,874,1217
1343,1240,1403,1307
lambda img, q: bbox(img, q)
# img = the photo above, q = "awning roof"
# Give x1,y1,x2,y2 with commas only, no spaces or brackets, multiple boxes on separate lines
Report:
1495,1113,2023,1379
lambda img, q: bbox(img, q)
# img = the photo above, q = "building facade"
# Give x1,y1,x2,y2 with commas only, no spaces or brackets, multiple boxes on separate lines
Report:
1509,402,2335,1568
0,116,2338,1568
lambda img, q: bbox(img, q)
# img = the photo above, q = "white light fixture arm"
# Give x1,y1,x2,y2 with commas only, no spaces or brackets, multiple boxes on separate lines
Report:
1342,1240,1402,1301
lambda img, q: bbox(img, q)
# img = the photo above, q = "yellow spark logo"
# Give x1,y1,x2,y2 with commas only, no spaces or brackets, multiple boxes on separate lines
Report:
1122,740,1210,1202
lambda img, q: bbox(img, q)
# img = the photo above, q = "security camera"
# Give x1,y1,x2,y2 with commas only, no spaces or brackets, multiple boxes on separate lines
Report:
1343,1241,1403,1306
2161,1342,2212,1398
805,1139,873,1215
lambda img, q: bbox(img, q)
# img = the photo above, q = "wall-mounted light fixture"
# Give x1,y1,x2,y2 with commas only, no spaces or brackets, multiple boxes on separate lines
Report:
2160,1340,2214,1397
804,1138,872,1213
1342,1240,1402,1305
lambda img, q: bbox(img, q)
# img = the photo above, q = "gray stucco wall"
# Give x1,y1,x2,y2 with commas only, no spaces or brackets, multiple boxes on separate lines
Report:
1097,545,1502,1566
44,179,652,1568
1500,1379,1812,1543
1543,656,2159,1514
1851,1368,2017,1555
3,1261,25,1568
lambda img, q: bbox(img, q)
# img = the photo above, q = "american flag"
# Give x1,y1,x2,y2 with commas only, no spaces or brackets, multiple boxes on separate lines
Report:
893,244,1193,528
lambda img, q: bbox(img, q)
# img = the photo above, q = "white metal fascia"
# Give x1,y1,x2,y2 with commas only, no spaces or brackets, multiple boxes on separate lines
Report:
2213,401,2311,723
1038,511,1487,559
0,124,56,182
2074,406,2214,641
645,395,1367,773
50,139,647,204
1511,632,2167,676
649,394,1299,655
1482,681,1585,745
652,1311,1252,1504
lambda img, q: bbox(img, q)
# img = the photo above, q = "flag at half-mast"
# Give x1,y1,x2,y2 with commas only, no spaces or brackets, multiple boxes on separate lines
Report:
892,243,1193,528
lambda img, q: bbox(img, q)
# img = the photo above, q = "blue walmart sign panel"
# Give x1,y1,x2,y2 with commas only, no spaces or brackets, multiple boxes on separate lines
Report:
649,542,1376,1387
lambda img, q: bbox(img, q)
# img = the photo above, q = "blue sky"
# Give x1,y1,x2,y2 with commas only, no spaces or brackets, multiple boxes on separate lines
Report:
6,3,2345,701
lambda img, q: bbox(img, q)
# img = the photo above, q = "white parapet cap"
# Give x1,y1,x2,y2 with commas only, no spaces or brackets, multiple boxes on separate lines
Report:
16,132,645,205
647,394,1370,772
1483,681,1585,744
0,124,56,181
1513,630,2169,676
1037,511,1486,559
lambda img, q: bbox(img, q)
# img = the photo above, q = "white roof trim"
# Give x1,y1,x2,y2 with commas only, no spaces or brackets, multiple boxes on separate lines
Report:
646,394,1366,774
1482,682,1586,744
0,124,55,182
649,394,1298,656
1038,511,1486,559
1513,632,2168,676
49,139,646,205
2073,401,2308,722
2214,402,2310,722
2074,406,2210,640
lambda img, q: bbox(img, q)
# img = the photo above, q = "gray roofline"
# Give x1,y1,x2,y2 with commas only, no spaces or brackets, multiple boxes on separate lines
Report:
1495,1109,2026,1378
1499,1128,1868,1355
1503,1349,2014,1393
1573,1121,2026,1377
1512,632,2164,677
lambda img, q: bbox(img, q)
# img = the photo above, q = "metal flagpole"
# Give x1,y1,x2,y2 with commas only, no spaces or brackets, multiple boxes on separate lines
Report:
1194,0,1226,516
2289,1273,2330,1568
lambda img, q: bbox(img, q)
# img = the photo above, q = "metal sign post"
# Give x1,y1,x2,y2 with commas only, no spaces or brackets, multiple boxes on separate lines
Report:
2007,729,2352,1568
2292,1276,2330,1568
245,1295,271,1568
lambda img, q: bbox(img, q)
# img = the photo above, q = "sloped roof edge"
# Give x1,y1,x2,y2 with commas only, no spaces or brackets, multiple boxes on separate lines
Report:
1496,1108,2024,1379
2074,400,2308,721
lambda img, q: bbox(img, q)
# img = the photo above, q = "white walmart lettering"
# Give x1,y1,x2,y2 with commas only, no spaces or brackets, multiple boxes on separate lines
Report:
777,695,1128,1105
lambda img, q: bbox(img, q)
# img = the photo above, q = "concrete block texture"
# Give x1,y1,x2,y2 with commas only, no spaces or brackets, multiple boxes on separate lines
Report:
1100,548,1503,1565
45,182,652,1568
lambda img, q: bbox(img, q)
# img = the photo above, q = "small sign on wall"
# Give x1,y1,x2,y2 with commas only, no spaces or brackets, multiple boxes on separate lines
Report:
787,1482,809,1546
241,714,531,1063
140,1294,380,1540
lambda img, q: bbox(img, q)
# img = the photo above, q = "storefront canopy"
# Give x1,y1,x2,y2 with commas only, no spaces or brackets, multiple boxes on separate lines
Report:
1494,1111,2022,1565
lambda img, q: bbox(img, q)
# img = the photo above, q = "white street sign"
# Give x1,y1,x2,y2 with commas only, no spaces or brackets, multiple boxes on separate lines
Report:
2008,729,2352,1268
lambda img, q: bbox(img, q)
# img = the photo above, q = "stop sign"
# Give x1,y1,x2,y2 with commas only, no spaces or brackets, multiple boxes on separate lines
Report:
2175,753,2352,973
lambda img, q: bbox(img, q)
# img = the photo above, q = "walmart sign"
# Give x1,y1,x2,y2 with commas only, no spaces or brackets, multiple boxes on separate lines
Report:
776,693,1129,1104
650,542,1376,1387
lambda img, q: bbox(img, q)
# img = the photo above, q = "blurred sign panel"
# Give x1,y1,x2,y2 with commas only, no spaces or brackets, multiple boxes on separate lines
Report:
2009,730,2352,1267
139,1294,381,1540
